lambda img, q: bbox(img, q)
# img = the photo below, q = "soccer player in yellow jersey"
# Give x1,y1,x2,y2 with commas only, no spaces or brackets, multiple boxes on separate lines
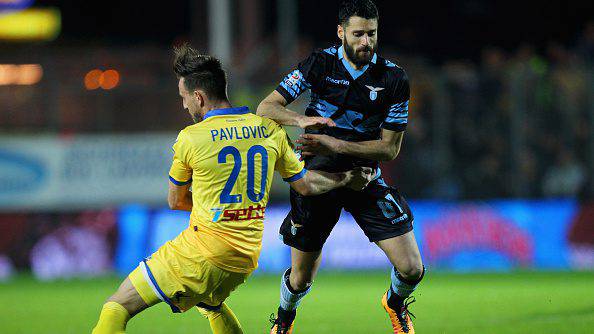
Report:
92,44,373,334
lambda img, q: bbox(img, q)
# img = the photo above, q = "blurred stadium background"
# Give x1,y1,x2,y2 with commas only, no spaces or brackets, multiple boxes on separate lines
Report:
1,0,593,333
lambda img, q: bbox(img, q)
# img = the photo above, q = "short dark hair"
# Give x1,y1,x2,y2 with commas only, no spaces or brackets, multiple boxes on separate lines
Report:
173,44,227,101
338,0,378,26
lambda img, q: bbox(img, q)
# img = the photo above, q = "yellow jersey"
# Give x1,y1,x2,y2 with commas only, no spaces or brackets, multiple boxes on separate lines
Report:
168,106,305,273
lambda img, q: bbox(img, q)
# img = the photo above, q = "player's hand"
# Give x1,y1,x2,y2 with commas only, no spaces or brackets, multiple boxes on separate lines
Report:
296,134,341,156
297,116,336,130
345,167,375,191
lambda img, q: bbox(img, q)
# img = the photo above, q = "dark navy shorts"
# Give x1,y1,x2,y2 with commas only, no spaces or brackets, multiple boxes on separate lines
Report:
279,178,414,252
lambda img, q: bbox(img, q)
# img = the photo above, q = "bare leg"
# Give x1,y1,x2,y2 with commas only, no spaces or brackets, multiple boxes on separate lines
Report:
106,277,153,317
376,231,424,333
288,247,322,290
376,231,423,280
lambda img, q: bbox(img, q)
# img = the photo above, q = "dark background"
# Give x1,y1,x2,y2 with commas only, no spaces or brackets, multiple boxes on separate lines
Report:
35,0,594,62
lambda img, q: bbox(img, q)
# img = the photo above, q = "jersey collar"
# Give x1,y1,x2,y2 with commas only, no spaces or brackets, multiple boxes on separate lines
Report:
338,45,377,80
203,106,250,120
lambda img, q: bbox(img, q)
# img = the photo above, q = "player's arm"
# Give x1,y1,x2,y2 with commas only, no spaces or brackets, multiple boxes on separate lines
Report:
290,168,374,196
296,128,404,161
168,129,194,211
296,71,410,161
274,122,374,195
257,91,335,129
168,182,192,211
256,52,335,130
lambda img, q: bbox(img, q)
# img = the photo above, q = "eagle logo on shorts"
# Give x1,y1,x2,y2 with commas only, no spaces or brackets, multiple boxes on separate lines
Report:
290,220,303,236
365,85,384,101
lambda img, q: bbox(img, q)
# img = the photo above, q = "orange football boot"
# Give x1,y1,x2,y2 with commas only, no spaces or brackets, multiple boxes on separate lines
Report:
382,292,416,334
269,308,295,334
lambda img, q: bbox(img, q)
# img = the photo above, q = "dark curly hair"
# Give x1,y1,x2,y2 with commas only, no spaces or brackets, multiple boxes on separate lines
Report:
173,44,228,101
338,0,379,26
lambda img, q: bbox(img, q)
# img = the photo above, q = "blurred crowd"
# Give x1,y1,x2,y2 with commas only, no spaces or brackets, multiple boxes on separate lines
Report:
385,22,594,200
1,22,593,201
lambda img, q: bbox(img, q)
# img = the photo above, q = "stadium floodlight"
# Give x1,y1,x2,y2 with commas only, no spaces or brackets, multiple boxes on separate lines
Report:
0,64,43,85
84,69,120,90
0,7,61,41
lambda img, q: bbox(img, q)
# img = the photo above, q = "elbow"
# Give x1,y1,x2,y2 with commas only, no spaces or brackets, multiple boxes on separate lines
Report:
256,101,269,116
293,179,315,196
380,148,399,161
296,186,313,197
168,197,181,210
257,98,282,117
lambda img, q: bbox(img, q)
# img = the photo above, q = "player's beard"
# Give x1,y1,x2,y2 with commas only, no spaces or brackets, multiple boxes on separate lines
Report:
343,37,375,67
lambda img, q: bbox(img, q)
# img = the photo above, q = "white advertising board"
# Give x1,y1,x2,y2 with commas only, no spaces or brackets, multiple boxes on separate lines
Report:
0,134,175,210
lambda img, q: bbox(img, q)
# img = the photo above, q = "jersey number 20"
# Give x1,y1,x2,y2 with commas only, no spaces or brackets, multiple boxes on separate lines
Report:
218,145,268,204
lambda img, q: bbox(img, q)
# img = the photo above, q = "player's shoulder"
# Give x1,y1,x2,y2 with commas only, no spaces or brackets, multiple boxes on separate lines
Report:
256,114,285,134
319,45,340,58
179,123,201,135
304,45,339,64
175,123,204,146
375,55,408,80
252,116,289,145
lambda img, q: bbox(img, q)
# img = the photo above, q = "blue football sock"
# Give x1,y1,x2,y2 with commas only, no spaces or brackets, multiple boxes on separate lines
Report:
387,266,425,308
279,268,311,312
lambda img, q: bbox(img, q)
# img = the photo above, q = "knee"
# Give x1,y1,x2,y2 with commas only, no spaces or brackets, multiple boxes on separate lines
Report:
106,293,124,305
289,268,315,291
105,294,129,313
397,260,424,282
106,290,144,317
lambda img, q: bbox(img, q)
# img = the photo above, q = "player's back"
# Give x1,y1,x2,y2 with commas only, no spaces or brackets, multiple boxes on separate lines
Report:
169,106,304,273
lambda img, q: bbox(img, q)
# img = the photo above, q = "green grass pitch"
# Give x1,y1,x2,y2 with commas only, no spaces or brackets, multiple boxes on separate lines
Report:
1,271,593,333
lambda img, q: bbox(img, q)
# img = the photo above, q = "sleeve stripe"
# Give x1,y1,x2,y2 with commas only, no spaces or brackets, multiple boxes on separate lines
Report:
281,80,309,98
389,107,409,112
390,101,409,108
386,114,408,119
285,81,300,96
275,86,295,103
289,82,308,97
387,98,409,125
169,175,192,186
387,116,407,121
280,82,298,98
278,69,311,100
283,168,307,182
389,107,408,111
384,117,408,124
388,112,408,118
